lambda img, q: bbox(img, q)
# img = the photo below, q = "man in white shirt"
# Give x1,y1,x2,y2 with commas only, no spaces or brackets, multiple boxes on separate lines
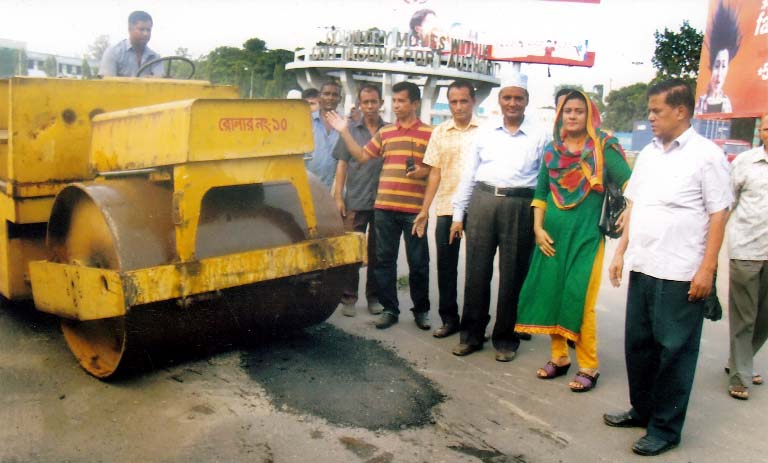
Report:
604,79,732,457
448,74,549,362
726,113,768,400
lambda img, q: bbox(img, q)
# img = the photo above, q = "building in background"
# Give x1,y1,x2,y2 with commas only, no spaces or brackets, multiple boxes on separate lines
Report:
1,38,98,78
287,27,500,123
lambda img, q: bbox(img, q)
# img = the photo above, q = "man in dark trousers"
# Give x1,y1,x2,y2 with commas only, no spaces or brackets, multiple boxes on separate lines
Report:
326,81,432,330
449,74,549,361
412,80,480,338
332,84,387,317
605,79,731,456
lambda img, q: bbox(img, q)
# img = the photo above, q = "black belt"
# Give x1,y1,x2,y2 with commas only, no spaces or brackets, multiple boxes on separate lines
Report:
477,182,534,198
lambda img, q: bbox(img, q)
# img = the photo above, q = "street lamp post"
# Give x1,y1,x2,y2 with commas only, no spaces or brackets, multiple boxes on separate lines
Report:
244,66,254,99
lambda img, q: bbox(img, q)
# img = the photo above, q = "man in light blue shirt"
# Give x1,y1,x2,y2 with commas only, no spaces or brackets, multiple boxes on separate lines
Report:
305,81,341,189
99,11,163,77
449,73,550,362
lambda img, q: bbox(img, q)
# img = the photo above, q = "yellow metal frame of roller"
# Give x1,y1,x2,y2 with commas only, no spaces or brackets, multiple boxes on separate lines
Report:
28,97,366,320
1,77,239,197
0,77,239,300
28,233,364,321
90,98,321,260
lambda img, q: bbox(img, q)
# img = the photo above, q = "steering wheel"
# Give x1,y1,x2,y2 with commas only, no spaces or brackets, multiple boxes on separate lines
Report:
135,56,196,79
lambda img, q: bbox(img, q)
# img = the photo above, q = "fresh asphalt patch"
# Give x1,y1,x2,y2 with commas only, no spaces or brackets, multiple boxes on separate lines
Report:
240,323,445,430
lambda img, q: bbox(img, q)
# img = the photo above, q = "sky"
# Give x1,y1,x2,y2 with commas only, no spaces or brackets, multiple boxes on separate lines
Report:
2,0,711,111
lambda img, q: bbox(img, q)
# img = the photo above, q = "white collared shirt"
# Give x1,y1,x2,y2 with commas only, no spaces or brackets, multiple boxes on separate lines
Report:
728,145,768,260
451,116,550,221
625,127,732,281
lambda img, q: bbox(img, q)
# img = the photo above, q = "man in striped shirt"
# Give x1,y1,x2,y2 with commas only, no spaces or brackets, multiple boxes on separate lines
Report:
326,81,433,330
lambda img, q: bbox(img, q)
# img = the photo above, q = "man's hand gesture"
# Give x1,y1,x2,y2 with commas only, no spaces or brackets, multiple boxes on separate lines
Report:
324,111,348,133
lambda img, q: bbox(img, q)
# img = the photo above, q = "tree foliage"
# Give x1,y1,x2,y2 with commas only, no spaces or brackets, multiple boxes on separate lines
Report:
194,37,297,98
602,83,649,132
652,21,703,85
0,48,28,76
88,35,110,61
43,55,58,77
81,59,93,79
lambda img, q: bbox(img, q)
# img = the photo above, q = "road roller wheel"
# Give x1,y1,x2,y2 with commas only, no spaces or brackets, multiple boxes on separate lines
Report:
61,317,129,379
46,176,358,379
49,185,154,378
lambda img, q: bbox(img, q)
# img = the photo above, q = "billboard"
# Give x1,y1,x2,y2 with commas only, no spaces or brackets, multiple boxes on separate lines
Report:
695,0,768,118
488,40,595,67
399,2,597,67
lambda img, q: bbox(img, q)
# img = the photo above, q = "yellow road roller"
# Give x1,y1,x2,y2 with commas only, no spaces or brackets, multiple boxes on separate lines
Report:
0,76,364,378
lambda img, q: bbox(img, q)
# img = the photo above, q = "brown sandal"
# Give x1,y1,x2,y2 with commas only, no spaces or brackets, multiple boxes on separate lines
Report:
536,361,571,379
569,371,600,392
729,385,749,400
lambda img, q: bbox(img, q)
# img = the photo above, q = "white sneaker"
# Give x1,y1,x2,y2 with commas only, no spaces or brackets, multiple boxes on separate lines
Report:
367,301,384,315
341,302,356,317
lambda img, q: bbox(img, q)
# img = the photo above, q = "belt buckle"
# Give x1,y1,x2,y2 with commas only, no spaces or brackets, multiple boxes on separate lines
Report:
494,186,504,197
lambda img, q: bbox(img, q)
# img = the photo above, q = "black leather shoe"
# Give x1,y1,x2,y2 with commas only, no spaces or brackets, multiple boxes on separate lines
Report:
411,309,431,330
375,312,398,329
433,324,459,338
603,410,647,428
452,343,482,356
495,349,516,362
631,435,678,456
516,331,532,341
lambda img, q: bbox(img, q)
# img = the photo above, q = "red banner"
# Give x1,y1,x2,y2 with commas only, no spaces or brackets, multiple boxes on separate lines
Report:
695,0,768,119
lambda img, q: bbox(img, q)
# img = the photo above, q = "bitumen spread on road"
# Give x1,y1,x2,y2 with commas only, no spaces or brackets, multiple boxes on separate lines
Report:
240,323,445,430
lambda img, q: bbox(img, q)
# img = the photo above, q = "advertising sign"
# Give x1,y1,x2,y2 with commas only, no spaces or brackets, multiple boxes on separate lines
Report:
695,0,768,118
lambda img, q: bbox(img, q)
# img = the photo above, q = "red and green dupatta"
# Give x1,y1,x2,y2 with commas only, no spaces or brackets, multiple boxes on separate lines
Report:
544,91,625,210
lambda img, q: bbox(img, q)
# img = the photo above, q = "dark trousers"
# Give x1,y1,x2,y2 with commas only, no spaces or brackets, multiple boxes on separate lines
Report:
625,271,705,444
373,209,430,317
436,215,461,326
459,188,534,351
340,210,377,305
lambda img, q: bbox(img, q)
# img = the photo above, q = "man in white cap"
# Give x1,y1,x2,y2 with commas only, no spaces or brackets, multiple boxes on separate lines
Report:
449,73,550,361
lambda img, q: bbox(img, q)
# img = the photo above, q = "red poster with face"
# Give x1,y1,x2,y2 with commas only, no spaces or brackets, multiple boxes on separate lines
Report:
695,0,768,118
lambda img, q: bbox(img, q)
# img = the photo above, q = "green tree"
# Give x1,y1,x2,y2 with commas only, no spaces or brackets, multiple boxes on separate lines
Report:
88,35,110,61
81,59,92,79
195,37,297,98
43,55,58,77
244,38,266,54
17,49,28,76
0,48,17,76
602,83,649,132
170,47,194,78
652,21,703,85
0,48,29,76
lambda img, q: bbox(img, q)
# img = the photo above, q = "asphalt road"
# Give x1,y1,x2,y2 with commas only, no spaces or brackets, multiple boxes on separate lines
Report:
1,235,766,463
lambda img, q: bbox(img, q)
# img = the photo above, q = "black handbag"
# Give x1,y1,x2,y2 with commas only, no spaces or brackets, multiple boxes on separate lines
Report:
704,270,722,321
598,181,626,239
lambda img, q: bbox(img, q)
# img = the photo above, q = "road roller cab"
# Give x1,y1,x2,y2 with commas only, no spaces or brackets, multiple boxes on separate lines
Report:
0,77,364,378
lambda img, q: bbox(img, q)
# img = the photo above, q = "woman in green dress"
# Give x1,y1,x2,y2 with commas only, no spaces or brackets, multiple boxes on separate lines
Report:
516,90,631,392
